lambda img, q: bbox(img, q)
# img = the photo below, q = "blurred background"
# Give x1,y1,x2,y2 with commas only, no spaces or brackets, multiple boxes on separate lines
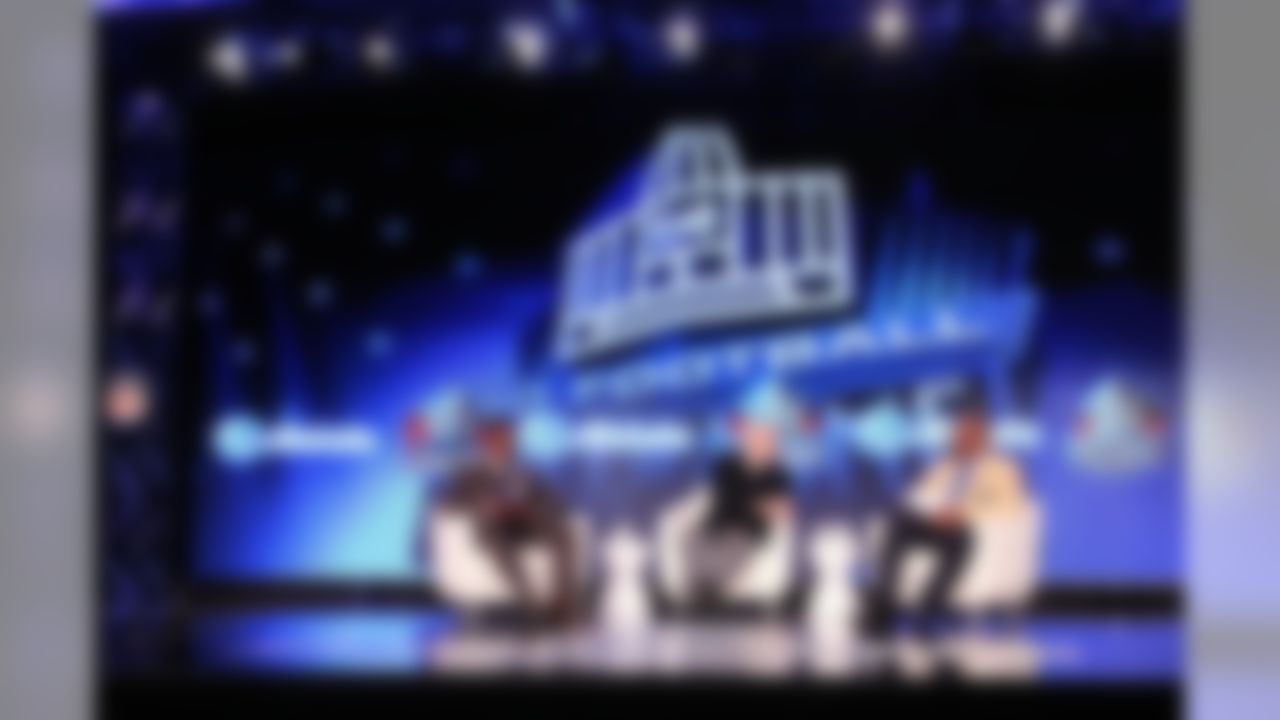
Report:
86,0,1183,686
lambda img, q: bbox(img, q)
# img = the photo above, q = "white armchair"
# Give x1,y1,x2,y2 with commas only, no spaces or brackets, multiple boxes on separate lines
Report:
426,507,592,611
870,501,1043,614
654,484,798,608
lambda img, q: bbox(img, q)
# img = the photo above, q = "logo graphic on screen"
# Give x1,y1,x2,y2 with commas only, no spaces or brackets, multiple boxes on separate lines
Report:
556,123,856,362
1068,376,1166,477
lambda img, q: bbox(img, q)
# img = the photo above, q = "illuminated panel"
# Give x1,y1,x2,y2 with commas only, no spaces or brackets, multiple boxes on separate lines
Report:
556,123,856,362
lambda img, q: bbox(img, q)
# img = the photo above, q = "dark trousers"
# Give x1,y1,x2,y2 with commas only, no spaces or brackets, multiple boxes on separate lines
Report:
688,524,759,604
476,499,577,620
865,511,972,635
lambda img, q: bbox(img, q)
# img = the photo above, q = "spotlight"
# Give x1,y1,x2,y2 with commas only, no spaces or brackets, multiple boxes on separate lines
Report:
555,0,580,24
103,370,151,430
867,0,912,56
503,17,552,74
362,30,399,73
1039,0,1084,50
305,277,335,309
272,36,306,73
206,33,251,87
662,10,703,64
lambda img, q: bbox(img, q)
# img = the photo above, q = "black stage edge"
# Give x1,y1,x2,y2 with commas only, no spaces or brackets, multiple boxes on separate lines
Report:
187,581,441,609
104,677,1178,720
187,581,1181,617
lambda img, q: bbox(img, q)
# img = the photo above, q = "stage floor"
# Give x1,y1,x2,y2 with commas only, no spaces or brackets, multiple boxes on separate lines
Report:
190,611,1180,684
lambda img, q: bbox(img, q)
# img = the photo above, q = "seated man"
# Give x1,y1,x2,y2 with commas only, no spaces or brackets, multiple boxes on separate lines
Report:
437,418,579,626
688,406,795,607
863,404,1028,638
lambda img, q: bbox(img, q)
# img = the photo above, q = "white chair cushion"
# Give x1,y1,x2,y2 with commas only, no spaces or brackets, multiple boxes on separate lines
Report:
654,484,796,606
877,502,1043,612
428,508,590,609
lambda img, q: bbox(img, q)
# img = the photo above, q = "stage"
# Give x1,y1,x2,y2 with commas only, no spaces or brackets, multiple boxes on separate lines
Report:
176,608,1180,683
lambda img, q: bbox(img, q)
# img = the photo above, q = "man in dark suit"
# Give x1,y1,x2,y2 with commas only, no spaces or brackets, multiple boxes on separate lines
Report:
437,419,579,626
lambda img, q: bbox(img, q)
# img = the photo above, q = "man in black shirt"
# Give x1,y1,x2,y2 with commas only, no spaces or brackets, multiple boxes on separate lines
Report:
689,416,794,605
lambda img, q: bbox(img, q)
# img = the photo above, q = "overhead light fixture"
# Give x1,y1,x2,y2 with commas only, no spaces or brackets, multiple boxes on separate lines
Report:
867,0,913,56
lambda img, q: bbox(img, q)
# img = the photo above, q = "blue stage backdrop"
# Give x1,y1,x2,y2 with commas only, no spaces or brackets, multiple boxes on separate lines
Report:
97,1,1181,590
189,126,1180,586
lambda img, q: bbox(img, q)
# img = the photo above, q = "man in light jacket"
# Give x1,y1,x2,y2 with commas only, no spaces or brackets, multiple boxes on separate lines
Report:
863,404,1029,637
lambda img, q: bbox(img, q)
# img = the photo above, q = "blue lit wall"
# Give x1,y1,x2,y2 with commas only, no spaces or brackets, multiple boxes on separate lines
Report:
195,278,551,581
194,267,1181,585
94,0,1181,589
1027,284,1181,583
